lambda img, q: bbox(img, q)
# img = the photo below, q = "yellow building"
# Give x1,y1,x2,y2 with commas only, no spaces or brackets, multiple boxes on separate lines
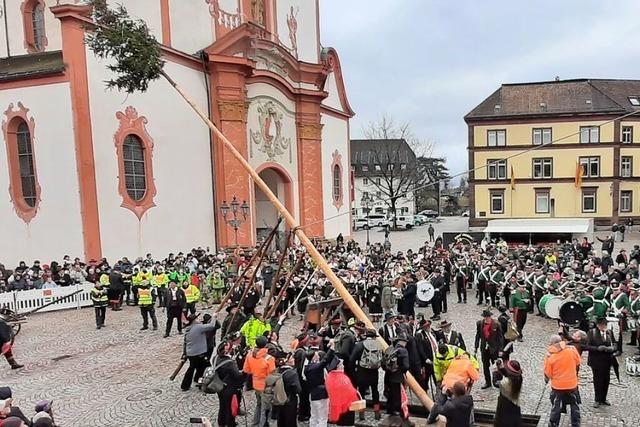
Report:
465,79,640,229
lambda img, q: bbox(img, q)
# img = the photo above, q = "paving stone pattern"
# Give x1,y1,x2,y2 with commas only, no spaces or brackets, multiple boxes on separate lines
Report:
4,221,640,426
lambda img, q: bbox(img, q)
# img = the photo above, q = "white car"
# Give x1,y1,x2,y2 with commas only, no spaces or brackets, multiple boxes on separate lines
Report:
366,214,387,227
352,217,370,230
387,215,414,229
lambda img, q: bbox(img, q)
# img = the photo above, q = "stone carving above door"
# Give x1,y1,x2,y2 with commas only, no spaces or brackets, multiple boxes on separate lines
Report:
250,100,292,161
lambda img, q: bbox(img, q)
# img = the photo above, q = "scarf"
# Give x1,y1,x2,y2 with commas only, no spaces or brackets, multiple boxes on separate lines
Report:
325,370,358,422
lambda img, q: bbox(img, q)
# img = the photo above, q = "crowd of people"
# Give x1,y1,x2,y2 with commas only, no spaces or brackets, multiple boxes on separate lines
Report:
0,389,55,427
2,228,640,426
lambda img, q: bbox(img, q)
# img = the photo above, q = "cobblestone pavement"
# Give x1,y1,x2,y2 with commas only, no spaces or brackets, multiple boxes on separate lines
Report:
3,221,640,426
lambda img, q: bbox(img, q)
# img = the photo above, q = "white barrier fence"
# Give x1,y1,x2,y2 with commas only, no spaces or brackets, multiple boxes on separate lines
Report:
0,283,94,314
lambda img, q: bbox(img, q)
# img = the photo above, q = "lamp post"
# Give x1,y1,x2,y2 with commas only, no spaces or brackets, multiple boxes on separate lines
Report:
220,195,250,247
360,193,371,247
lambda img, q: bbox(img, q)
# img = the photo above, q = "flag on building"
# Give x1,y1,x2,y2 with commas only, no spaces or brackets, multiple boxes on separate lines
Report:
575,161,583,188
510,165,515,190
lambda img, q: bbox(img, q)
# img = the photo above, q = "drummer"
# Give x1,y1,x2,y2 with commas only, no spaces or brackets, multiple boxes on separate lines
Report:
610,282,630,352
509,281,530,341
629,283,640,351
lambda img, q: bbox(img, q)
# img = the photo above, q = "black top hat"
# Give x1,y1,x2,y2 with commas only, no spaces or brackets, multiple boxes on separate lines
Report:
482,309,493,317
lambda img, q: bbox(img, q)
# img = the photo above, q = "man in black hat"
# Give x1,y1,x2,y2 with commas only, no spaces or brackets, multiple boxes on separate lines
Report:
474,309,503,388
415,318,438,392
379,311,398,344
431,269,445,320
435,319,466,350
382,332,410,419
510,281,531,341
350,329,382,420
164,281,186,338
586,317,616,407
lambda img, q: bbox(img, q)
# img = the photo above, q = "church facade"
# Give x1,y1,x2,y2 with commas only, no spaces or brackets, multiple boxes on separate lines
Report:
0,0,354,264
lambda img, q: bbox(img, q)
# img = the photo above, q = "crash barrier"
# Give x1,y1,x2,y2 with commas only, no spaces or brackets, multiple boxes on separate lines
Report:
0,283,94,314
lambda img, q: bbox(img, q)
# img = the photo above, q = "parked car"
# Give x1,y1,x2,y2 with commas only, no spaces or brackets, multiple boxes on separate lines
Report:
352,217,370,230
386,215,414,229
414,214,428,226
419,209,439,218
366,214,387,227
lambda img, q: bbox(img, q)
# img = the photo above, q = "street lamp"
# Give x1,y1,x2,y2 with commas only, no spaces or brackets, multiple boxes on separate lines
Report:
220,195,250,247
360,193,372,247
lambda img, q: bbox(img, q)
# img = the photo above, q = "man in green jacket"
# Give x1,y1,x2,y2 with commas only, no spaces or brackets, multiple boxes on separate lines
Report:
509,281,531,341
240,310,272,348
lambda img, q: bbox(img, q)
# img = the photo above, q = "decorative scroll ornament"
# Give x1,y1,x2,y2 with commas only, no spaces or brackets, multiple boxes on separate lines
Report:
250,101,291,161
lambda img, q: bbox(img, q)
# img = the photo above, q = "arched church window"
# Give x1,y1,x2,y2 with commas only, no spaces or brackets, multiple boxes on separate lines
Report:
122,135,147,201
22,0,47,53
2,102,42,223
332,164,341,202
114,107,157,219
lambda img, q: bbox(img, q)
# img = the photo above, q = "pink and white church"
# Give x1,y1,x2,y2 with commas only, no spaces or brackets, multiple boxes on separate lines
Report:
0,0,354,264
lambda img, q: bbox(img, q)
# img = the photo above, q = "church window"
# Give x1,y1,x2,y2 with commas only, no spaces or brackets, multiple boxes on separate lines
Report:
122,135,147,201
2,102,41,223
22,0,47,53
114,107,157,219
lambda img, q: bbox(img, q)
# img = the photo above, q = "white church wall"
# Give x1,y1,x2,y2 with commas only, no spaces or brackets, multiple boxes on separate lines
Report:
1,0,63,58
168,1,215,54
86,52,216,260
114,0,163,43
321,71,343,112
0,83,84,265
321,113,350,239
246,82,299,223
276,0,318,64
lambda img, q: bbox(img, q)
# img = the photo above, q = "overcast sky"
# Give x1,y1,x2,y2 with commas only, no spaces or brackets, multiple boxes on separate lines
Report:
319,0,640,183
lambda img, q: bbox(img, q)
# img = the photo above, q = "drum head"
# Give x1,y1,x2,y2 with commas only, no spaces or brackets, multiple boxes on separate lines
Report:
538,294,554,316
545,297,563,320
417,280,435,303
559,300,584,326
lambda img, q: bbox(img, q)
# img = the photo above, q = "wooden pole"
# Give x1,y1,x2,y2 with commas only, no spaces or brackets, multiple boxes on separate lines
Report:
216,217,282,314
265,253,305,320
226,224,279,328
160,70,433,410
265,231,293,309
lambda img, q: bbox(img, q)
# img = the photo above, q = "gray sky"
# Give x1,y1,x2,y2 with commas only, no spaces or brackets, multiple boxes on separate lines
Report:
319,0,640,182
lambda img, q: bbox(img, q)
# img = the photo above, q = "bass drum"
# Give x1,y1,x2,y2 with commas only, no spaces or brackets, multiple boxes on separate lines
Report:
417,280,435,303
545,296,563,320
538,294,557,318
559,300,584,326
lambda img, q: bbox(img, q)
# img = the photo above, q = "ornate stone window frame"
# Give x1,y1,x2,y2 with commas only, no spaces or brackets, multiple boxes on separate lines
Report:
331,150,343,210
114,106,156,220
2,102,41,223
21,0,48,53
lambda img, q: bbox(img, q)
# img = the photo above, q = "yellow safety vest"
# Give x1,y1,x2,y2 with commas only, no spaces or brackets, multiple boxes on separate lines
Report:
138,288,153,306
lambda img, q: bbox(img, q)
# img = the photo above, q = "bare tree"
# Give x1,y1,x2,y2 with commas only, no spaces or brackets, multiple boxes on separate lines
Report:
359,117,420,228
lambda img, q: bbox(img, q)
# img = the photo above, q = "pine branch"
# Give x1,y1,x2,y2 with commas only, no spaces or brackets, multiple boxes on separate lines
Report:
84,0,165,93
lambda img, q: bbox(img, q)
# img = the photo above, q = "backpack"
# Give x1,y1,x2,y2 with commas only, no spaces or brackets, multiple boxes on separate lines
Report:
381,346,400,373
359,338,382,370
200,358,234,394
262,371,288,406
334,329,355,355
504,319,520,341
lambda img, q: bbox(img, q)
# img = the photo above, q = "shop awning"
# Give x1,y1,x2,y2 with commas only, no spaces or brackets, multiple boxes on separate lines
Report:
484,218,593,234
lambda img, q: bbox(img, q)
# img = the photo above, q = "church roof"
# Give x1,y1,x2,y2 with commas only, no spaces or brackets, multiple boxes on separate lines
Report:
465,79,640,121
0,51,65,82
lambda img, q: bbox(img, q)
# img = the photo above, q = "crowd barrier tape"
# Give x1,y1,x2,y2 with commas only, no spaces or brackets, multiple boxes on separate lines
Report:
2,283,95,314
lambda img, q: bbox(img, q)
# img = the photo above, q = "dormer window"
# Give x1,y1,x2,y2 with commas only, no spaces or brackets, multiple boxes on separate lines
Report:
629,97,640,107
